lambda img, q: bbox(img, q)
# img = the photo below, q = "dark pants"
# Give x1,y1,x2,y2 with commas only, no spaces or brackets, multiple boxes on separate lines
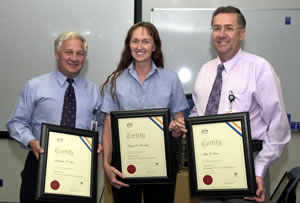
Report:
112,183,176,203
20,151,38,203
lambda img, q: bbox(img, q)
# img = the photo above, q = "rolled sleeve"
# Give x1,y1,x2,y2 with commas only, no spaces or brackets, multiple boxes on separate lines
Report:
101,83,119,114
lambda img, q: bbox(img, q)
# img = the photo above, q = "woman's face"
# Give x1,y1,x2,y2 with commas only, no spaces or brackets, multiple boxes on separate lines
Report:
129,26,156,65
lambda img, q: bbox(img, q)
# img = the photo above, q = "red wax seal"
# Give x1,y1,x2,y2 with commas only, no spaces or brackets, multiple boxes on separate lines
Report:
50,180,60,190
127,165,136,174
203,175,213,185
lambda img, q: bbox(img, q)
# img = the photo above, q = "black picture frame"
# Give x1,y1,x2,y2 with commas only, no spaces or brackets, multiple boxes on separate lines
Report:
110,108,176,185
270,171,295,203
36,123,98,203
185,112,256,197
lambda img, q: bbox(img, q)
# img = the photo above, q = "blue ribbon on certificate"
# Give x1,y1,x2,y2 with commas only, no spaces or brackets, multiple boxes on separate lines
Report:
148,116,164,131
225,121,242,137
79,136,92,152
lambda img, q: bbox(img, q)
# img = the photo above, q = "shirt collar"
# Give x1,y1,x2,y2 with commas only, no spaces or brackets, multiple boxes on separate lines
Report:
128,61,158,79
217,49,243,72
55,70,81,88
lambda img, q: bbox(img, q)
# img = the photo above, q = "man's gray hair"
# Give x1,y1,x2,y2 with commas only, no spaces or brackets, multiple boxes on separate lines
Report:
54,32,88,56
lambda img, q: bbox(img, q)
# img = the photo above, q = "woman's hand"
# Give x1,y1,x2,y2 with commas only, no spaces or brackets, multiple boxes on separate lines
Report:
103,163,129,189
169,117,187,138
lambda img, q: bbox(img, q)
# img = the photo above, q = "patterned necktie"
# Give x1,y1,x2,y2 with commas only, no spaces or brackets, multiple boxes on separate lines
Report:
204,64,225,115
60,78,76,128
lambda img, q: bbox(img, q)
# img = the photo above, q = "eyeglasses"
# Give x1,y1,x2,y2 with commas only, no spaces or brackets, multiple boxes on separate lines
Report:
211,25,244,33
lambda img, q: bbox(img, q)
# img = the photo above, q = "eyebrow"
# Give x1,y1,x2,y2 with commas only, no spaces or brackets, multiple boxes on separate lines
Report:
213,24,234,27
131,37,152,41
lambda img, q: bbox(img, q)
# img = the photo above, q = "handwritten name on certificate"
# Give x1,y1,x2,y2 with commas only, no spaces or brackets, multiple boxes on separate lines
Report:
193,121,247,190
44,132,92,197
118,116,167,177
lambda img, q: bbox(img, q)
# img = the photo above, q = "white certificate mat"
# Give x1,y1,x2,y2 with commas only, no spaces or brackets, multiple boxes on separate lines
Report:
44,132,92,196
118,116,167,177
193,121,247,190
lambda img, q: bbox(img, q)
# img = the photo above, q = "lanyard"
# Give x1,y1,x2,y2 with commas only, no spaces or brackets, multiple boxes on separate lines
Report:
228,91,235,113
90,108,98,131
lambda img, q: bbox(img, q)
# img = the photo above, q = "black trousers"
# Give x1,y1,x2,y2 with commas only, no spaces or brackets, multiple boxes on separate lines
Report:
20,151,38,203
112,183,176,203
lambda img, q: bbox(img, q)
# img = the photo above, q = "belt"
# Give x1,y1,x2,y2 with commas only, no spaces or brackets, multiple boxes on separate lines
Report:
252,140,263,152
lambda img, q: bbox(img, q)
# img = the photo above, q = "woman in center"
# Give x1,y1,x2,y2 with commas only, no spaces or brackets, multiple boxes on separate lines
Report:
101,21,188,203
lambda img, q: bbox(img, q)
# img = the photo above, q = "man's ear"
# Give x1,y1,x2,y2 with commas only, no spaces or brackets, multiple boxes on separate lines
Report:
55,51,59,61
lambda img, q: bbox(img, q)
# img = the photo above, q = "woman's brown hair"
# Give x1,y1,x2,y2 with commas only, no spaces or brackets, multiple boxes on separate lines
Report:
101,21,164,100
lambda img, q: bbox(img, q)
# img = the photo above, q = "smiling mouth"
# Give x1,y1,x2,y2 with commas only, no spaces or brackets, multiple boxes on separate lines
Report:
218,40,228,45
136,52,146,56
68,63,79,68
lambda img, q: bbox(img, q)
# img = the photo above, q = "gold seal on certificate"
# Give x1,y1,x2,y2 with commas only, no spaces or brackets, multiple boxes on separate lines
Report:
36,123,98,203
110,108,176,185
185,112,257,197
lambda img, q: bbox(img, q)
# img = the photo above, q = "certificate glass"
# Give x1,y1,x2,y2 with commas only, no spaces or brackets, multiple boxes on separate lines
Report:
36,123,98,203
185,112,256,197
110,108,175,185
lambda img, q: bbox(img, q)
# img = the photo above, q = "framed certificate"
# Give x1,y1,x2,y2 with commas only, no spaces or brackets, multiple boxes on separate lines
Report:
110,108,175,185
36,123,98,203
185,112,256,197
270,171,295,203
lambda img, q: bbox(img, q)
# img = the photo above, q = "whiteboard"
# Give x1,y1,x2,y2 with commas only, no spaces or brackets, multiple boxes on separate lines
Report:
151,8,300,121
0,0,134,131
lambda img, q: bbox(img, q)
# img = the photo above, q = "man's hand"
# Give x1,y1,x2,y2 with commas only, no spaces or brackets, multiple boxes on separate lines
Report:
28,139,44,160
244,176,265,202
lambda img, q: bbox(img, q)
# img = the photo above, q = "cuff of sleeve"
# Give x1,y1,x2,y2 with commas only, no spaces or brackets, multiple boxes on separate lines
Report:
255,163,267,178
98,132,102,144
189,112,197,117
23,135,36,151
